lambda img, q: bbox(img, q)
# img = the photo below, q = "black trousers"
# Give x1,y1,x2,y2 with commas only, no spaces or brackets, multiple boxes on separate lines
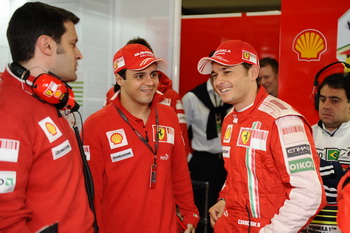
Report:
188,151,227,233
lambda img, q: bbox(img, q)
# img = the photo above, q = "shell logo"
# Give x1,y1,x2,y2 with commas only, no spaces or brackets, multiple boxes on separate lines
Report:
292,29,327,61
111,133,123,145
224,126,231,141
45,122,57,136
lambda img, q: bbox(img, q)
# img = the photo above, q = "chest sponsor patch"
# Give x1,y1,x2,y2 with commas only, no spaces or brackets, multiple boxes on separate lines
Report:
106,129,128,149
222,146,231,158
223,125,233,143
0,139,19,163
0,171,16,193
160,98,171,106
288,157,315,174
153,125,175,144
38,117,62,143
286,144,311,158
51,140,72,160
177,113,187,124
281,124,306,145
110,148,134,162
83,145,90,161
237,128,268,151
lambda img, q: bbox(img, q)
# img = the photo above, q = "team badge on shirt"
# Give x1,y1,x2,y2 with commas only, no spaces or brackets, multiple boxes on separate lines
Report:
237,127,268,151
153,125,174,144
280,124,306,145
223,125,233,143
51,139,72,160
0,139,19,162
107,129,128,149
0,171,16,193
38,117,62,143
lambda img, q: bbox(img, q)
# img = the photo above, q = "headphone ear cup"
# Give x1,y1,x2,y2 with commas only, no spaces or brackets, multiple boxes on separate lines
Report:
32,73,68,105
32,73,79,111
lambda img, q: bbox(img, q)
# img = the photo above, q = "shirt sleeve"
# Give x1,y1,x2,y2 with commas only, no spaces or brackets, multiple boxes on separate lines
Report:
0,112,32,232
260,115,326,233
170,112,199,227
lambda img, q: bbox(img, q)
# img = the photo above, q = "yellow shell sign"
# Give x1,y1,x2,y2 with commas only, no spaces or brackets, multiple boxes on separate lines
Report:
292,29,327,61
45,122,57,136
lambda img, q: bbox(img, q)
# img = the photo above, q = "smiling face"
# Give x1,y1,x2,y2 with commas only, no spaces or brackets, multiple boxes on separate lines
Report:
259,64,278,97
117,63,159,109
318,85,350,131
211,62,259,111
51,21,83,82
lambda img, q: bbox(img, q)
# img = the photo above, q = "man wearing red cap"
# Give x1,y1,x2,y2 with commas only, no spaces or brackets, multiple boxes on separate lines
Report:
199,40,326,232
83,43,199,232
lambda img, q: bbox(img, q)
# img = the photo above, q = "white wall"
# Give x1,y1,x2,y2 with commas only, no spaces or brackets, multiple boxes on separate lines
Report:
0,0,181,121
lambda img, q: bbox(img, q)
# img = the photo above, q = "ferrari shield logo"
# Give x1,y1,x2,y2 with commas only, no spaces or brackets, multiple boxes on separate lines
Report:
241,131,251,145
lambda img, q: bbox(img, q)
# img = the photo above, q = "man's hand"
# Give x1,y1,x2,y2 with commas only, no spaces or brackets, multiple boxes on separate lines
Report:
209,199,226,227
184,223,195,233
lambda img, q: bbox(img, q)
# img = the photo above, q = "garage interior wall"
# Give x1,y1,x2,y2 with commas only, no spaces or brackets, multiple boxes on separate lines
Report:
0,0,180,121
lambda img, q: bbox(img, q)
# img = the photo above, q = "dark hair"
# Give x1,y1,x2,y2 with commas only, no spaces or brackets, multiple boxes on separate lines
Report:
241,62,261,87
7,2,80,63
318,73,350,102
259,57,279,74
126,37,153,52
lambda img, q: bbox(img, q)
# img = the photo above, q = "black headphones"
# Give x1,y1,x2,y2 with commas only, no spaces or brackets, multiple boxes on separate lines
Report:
313,61,350,110
9,62,79,111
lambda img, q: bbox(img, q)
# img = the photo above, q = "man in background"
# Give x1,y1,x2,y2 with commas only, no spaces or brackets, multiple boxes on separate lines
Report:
259,57,279,97
303,72,350,233
182,51,229,233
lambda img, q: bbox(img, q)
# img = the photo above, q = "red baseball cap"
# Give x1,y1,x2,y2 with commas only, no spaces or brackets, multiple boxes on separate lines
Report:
197,40,259,74
113,44,168,74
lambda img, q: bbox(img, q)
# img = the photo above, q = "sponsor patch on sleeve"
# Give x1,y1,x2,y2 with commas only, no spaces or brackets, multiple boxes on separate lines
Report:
153,125,175,144
281,124,307,145
38,117,62,143
106,129,128,149
286,144,311,158
51,140,72,160
160,98,171,106
176,100,184,110
0,139,19,162
0,171,16,193
110,148,134,162
288,157,315,173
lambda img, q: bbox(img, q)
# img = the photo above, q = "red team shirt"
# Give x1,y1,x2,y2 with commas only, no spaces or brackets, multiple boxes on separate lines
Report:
83,91,198,233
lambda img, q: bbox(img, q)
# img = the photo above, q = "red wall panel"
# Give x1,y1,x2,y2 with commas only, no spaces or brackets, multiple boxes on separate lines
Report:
179,13,280,97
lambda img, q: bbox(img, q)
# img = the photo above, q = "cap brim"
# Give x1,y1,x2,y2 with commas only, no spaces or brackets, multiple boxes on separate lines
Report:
129,58,168,72
197,57,243,75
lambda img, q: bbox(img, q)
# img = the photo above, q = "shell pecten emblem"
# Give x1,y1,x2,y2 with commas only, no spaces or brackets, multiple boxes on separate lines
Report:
45,122,57,136
292,29,327,61
111,133,123,145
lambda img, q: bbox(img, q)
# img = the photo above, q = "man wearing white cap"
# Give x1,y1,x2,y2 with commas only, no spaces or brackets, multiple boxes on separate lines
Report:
198,40,326,232
83,44,199,232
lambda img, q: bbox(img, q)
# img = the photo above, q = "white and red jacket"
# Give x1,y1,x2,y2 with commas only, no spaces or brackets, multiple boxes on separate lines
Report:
83,91,199,233
0,67,94,232
216,87,326,233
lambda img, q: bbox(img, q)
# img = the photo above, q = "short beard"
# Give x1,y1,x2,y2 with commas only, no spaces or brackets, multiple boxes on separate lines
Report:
56,44,65,54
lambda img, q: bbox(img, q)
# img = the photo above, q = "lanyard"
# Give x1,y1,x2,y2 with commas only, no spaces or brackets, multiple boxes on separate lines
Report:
115,106,159,188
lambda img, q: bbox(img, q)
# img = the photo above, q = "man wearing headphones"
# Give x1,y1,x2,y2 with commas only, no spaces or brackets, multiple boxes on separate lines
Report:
0,2,94,232
303,72,350,233
83,43,199,232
